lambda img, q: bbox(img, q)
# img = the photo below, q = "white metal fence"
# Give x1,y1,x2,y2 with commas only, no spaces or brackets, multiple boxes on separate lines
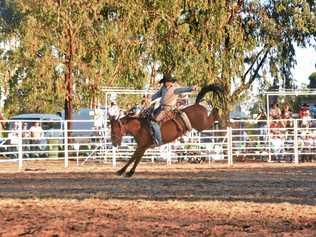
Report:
0,118,315,170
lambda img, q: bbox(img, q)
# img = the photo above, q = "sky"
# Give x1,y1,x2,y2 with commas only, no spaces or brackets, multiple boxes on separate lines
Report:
292,46,316,87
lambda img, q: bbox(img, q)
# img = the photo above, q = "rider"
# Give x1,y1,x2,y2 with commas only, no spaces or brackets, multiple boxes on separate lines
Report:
150,74,196,146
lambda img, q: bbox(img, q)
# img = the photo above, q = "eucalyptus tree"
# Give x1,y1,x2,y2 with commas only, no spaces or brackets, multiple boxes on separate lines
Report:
0,0,22,116
2,0,126,119
13,0,96,119
308,71,316,88
1,0,315,123
119,0,315,122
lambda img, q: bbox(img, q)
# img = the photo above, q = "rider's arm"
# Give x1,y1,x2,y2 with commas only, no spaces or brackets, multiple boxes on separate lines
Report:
151,89,162,101
174,87,193,94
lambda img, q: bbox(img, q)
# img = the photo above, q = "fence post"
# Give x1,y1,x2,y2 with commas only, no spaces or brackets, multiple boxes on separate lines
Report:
293,119,299,164
18,121,23,170
112,146,117,167
103,127,107,163
167,144,172,166
64,121,69,168
227,127,233,166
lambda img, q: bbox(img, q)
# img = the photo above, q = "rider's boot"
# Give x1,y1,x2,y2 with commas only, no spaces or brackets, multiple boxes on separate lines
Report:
150,121,162,146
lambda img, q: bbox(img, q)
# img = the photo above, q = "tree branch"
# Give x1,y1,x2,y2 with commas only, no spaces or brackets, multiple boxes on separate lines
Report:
234,47,270,97
242,47,266,83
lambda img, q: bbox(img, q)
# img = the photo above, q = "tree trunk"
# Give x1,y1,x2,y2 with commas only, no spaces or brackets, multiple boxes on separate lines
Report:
64,71,73,132
219,109,230,129
64,27,74,132
0,112,6,129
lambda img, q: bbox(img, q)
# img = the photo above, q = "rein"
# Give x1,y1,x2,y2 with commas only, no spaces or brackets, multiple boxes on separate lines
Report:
111,118,127,142
117,119,127,136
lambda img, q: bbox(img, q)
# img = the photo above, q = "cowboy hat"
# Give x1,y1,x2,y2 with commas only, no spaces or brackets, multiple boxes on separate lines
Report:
159,74,176,84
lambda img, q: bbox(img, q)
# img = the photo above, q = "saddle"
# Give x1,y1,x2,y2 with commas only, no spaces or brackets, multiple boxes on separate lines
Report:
139,105,192,132
159,110,177,124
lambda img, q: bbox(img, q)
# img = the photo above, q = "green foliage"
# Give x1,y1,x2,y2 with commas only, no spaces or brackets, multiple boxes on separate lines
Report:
308,71,316,88
0,0,315,121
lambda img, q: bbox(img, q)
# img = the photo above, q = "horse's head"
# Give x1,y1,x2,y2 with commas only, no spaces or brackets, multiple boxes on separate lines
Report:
110,117,124,147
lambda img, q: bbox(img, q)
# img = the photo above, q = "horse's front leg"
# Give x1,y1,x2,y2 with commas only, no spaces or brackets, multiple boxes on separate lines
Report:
125,146,148,177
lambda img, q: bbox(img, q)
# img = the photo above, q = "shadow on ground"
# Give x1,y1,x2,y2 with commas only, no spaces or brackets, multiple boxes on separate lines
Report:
0,165,315,205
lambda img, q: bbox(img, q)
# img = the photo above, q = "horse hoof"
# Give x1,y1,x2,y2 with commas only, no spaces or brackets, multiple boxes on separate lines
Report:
116,170,125,176
125,172,134,178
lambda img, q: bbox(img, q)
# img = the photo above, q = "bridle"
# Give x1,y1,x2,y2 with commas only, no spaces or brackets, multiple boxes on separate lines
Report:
117,119,127,136
112,118,127,142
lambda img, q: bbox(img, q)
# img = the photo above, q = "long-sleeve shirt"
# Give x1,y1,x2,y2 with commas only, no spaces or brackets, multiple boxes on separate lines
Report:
151,83,193,108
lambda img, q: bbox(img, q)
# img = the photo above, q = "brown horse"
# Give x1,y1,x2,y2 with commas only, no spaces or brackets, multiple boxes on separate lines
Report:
110,84,223,177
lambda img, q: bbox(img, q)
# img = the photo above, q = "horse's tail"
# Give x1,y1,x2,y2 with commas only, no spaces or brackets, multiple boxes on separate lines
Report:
195,84,224,105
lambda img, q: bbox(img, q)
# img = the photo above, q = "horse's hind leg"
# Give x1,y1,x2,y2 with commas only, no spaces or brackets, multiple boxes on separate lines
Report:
116,157,136,176
125,147,148,177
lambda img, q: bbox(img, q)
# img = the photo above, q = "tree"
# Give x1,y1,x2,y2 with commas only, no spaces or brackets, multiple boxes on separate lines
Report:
2,0,124,120
1,0,315,126
116,0,315,124
308,71,316,88
15,1,90,119
0,0,22,116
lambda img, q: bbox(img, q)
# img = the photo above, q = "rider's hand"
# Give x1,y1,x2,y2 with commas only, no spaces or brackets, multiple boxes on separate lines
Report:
192,85,197,91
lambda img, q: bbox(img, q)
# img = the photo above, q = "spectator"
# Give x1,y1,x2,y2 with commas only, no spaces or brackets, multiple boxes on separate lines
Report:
299,103,309,119
269,119,285,161
269,119,282,137
281,103,293,128
8,122,20,155
301,110,312,128
270,103,281,119
29,122,44,145
240,130,248,153
256,109,267,141
22,123,30,139
94,106,105,129
108,101,120,118
22,123,31,153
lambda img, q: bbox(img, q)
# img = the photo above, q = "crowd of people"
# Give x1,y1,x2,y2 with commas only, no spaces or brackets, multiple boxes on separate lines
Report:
2,121,46,158
253,102,316,161
268,102,314,136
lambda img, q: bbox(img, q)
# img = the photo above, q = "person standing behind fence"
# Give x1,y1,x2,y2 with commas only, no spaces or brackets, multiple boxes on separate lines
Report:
8,122,20,156
281,103,293,128
256,109,267,141
29,122,44,152
270,103,281,120
22,123,31,155
302,110,312,128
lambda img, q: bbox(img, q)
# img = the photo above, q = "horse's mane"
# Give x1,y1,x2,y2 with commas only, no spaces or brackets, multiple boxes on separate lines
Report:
121,114,138,121
121,114,148,125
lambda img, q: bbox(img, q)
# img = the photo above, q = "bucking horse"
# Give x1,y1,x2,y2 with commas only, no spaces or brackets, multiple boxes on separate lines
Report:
110,84,224,177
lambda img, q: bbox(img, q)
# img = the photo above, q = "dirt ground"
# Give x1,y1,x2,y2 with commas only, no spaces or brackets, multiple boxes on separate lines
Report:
0,161,315,236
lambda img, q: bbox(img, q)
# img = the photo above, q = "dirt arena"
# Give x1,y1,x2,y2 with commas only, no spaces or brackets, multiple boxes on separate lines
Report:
0,161,315,236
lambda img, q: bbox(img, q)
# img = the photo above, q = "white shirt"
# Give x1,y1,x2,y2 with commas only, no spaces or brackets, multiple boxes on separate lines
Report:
29,125,43,139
